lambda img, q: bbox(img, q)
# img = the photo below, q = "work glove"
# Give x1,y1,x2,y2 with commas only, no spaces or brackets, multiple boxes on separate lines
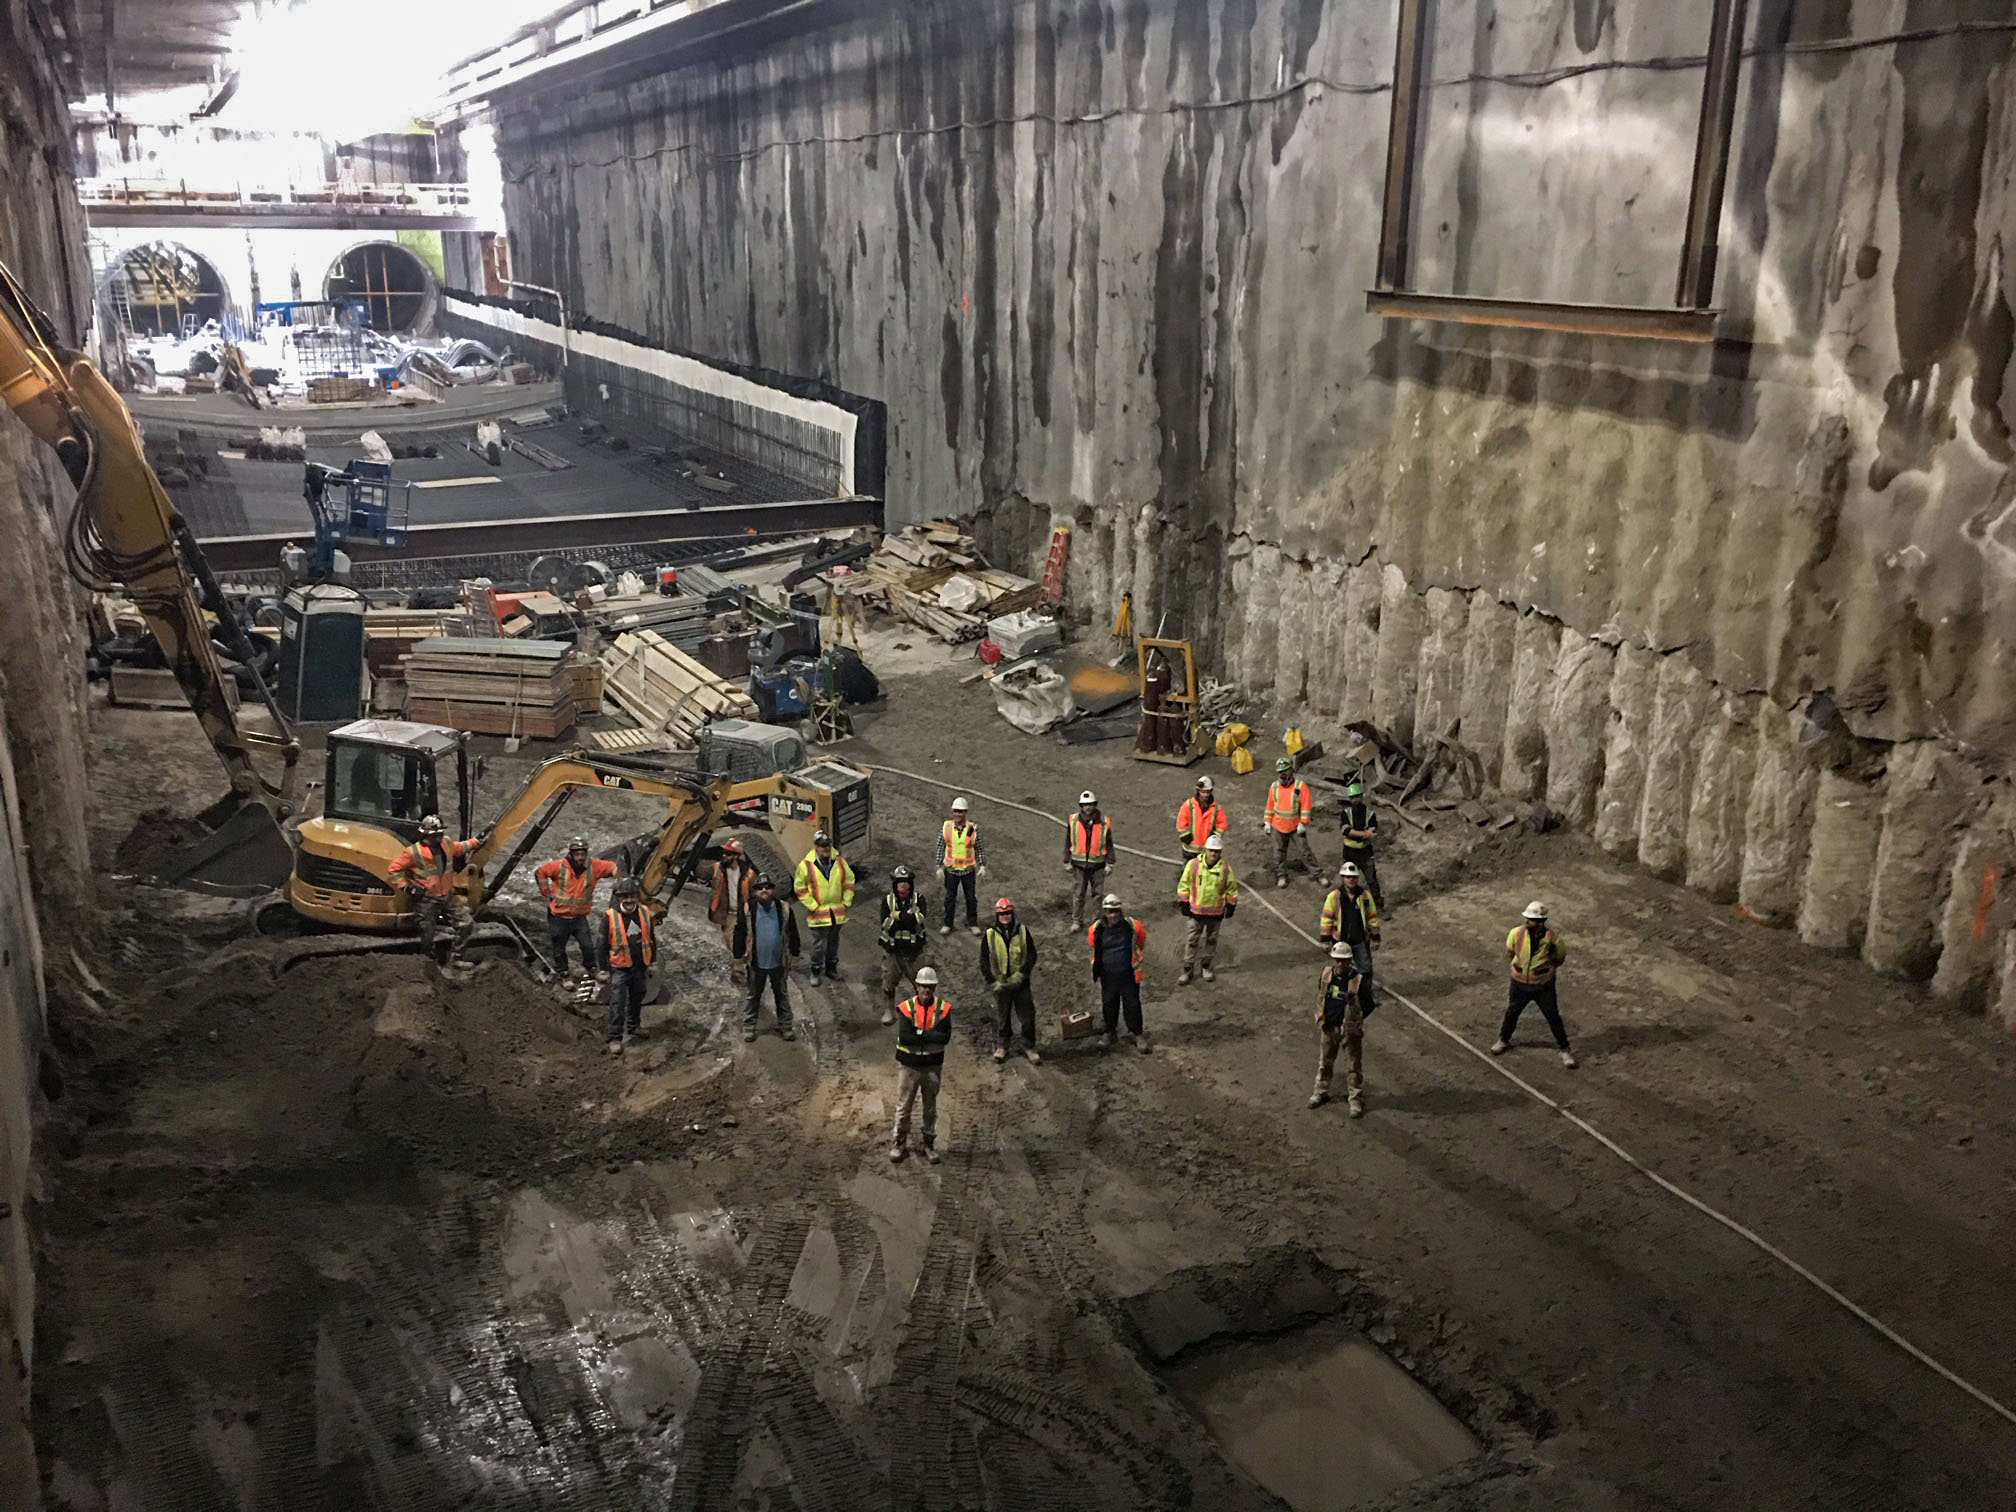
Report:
1225,904,1238,918
1177,901,1192,916
1297,822,1308,835
978,864,989,879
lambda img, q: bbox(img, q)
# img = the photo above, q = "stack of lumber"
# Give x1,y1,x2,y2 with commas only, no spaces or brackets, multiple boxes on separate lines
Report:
600,629,760,747
829,522,1043,643
402,637,577,738
364,608,462,679
568,657,604,714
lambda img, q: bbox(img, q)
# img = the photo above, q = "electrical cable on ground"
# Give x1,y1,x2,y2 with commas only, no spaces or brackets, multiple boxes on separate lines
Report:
870,760,2016,1432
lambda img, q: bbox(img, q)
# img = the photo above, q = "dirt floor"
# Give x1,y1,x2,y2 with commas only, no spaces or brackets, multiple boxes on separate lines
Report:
31,660,2016,1509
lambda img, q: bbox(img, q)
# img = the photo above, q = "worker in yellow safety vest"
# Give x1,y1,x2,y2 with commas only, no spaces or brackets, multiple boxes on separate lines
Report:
1318,861,1381,1014
1063,789,1115,928
1262,757,1318,887
1176,833,1239,984
1492,900,1576,1068
794,829,856,984
937,796,985,935
981,896,1041,1065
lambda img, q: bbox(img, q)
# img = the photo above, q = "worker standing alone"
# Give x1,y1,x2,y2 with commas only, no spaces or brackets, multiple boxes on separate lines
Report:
1175,775,1228,876
1064,789,1115,929
938,796,985,936
1176,832,1239,984
981,896,1041,1064
1494,900,1576,1067
388,813,487,967
1087,892,1150,1052
890,966,950,1163
1339,777,1383,911
1263,757,1318,887
1309,941,1370,1117
793,829,855,984
534,837,618,977
597,877,655,1055
877,865,930,1026
707,838,757,981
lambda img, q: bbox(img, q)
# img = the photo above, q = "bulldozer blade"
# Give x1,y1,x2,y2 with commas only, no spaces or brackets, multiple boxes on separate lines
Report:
159,797,294,894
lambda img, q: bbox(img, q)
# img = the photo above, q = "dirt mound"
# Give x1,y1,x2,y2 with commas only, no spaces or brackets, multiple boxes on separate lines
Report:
113,805,210,877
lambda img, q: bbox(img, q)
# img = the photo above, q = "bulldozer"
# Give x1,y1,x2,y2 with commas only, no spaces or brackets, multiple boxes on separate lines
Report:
288,717,871,929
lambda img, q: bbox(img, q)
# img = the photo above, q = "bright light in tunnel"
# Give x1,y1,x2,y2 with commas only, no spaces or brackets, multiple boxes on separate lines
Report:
221,0,564,137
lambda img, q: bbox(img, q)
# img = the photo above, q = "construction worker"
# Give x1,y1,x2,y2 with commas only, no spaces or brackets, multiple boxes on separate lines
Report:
890,966,950,1164
707,838,757,980
937,796,985,935
1339,776,1383,910
1064,789,1115,929
1087,892,1150,1052
1263,757,1318,887
1175,774,1228,868
1318,861,1381,1013
387,813,486,966
597,877,655,1054
1309,941,1370,1116
793,829,855,983
534,836,618,976
981,896,1041,1064
733,875,800,1042
878,864,930,1026
1494,900,1576,1067
1176,832,1239,984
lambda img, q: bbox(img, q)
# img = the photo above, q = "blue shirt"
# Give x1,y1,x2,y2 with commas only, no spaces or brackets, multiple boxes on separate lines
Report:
750,902,785,969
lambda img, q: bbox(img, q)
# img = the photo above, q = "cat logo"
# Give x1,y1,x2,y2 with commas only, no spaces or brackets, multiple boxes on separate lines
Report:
599,774,631,789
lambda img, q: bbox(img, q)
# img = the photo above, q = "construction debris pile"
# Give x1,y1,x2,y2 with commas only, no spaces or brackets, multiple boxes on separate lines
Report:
827,522,1043,642
1320,718,1540,834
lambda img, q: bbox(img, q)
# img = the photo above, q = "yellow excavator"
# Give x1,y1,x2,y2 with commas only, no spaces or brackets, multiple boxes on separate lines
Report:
289,717,870,928
0,251,301,886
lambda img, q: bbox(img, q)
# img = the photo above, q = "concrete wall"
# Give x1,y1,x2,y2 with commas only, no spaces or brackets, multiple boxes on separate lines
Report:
480,0,2016,1025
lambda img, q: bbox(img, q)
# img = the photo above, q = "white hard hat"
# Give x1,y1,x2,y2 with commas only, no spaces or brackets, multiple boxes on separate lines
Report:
1079,790,1097,805
1196,775,1214,792
1329,941,1353,959
914,966,939,986
1523,900,1548,920
1101,893,1123,909
1204,833,1225,852
951,796,970,812
1339,862,1361,879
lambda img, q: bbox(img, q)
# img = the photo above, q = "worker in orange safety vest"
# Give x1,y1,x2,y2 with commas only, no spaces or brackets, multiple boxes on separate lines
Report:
1262,757,1318,887
534,836,619,977
1063,789,1115,929
387,813,488,965
1175,776,1228,891
596,877,656,1054
1087,892,1150,1053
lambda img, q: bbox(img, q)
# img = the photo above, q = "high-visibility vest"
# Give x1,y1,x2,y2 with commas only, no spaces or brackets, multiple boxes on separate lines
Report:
1319,963,1362,1031
1068,814,1113,865
985,923,1034,980
388,837,469,898
1178,856,1239,917
1176,797,1227,850
941,820,979,872
1341,801,1377,853
1507,925,1565,984
1264,779,1312,833
1086,915,1147,983
604,906,655,968
795,851,855,925
895,994,953,1065
880,891,928,952
1320,887,1380,946
534,855,617,917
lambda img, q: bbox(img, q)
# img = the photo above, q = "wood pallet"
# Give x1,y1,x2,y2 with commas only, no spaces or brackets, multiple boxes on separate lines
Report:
586,726,673,754
600,629,759,747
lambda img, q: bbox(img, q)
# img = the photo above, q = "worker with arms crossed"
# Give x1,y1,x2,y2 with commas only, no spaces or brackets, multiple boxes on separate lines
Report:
890,966,950,1164
981,896,1042,1065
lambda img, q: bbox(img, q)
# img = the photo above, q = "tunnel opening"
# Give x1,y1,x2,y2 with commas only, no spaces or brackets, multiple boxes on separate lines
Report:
324,242,434,333
114,241,229,336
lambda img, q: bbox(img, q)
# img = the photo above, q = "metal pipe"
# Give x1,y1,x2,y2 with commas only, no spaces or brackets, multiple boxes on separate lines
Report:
504,277,568,368
1374,0,1432,292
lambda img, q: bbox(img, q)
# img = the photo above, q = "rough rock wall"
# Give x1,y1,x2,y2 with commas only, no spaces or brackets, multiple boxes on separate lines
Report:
0,11,93,1506
485,0,2016,1027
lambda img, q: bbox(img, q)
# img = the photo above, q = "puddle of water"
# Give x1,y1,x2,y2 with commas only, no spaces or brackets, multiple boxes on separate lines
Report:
1165,1318,1480,1510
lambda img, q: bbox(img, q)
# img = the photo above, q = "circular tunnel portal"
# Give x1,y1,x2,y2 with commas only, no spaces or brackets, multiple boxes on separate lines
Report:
324,242,435,334
116,241,229,337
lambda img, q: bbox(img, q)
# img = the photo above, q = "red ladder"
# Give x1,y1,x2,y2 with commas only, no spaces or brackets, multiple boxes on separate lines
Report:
1040,524,1070,608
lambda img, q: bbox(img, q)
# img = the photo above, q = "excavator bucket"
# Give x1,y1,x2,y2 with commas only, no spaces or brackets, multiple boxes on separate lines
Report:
156,792,295,894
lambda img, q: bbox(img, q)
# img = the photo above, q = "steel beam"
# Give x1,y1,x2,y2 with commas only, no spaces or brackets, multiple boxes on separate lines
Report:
194,496,884,574
86,206,480,231
1374,0,1431,292
1676,0,1749,309
1364,290,1719,343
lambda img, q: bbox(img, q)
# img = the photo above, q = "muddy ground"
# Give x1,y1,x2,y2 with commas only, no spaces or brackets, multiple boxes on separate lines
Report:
30,662,2016,1509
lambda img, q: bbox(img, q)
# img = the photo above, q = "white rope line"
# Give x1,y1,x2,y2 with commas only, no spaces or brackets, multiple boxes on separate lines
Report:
871,762,2016,1430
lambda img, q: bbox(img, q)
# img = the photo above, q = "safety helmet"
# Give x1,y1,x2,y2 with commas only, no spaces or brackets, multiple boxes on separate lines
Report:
1101,893,1123,910
567,835,589,852
914,966,939,986
813,829,832,846
418,814,445,835
892,864,913,882
1079,790,1097,805
1204,833,1225,852
951,797,970,812
994,896,1015,912
1276,757,1294,773
615,876,642,898
720,837,743,856
1344,779,1365,798
1329,941,1353,959
1523,900,1548,920
753,874,775,889
1195,775,1214,792
1340,862,1362,880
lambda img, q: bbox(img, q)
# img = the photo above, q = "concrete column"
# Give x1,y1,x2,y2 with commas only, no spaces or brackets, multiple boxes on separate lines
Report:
1275,557,1315,710
1863,741,1962,980
1308,560,1349,718
1500,615,1561,801
1797,771,1884,952
1684,696,1757,903
1637,656,1715,881
1340,559,1382,721
1372,564,1422,747
1413,587,1467,748
1594,644,1657,859
1993,930,2016,1035
1930,788,2016,1009
1738,703,1819,925
1459,595,1517,785
1543,634,1614,828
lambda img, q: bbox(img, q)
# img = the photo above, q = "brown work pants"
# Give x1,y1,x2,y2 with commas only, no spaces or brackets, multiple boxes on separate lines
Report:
1315,1001,1365,1100
1271,828,1319,880
414,893,473,962
1182,914,1222,972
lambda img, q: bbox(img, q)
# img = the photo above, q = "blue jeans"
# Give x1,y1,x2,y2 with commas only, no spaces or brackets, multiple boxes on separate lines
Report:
606,966,646,1041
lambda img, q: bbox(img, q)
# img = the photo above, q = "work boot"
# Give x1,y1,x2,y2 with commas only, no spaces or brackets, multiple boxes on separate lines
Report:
780,1023,797,1041
1099,1032,1116,1052
1177,969,1194,986
1347,1095,1365,1119
881,1007,894,1025
1135,1031,1152,1054
939,925,953,936
743,1027,758,1043
1489,1038,1510,1055
993,1047,1008,1063
1559,1049,1578,1069
629,1025,648,1043
1023,1046,1042,1066
968,925,983,938
1200,966,1216,983
923,1143,941,1165
1275,876,1288,890
889,1141,907,1163
606,1039,623,1057
1308,1089,1328,1109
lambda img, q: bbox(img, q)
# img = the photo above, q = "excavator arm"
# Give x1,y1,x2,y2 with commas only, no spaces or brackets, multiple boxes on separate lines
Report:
0,255,301,841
